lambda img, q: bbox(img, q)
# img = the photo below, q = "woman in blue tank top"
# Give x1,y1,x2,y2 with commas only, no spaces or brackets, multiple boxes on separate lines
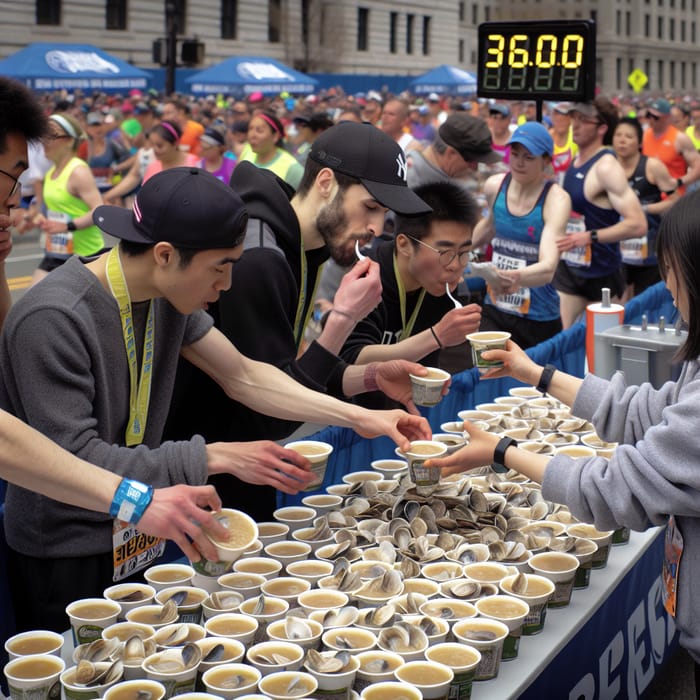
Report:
472,122,572,348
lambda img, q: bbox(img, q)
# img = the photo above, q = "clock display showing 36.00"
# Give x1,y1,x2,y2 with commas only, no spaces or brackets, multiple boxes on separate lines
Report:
477,20,596,102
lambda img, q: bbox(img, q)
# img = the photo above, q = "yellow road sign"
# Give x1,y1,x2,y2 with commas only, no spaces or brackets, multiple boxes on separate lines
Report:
628,69,648,94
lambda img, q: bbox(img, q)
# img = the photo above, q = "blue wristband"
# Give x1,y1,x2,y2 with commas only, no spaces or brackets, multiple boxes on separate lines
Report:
109,478,154,524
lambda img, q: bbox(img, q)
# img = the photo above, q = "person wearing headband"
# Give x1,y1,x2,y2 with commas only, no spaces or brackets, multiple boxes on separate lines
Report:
142,120,199,183
240,109,304,188
30,112,105,285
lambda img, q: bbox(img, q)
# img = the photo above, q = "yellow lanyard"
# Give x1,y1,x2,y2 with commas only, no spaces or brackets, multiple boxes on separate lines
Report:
106,247,155,447
292,238,323,350
393,253,426,340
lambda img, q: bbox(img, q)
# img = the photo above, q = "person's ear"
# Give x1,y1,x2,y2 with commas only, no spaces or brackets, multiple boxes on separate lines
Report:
316,167,338,201
395,232,413,257
153,241,175,267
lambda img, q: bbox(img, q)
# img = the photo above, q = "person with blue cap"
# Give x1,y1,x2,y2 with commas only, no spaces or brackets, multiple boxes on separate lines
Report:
471,121,572,348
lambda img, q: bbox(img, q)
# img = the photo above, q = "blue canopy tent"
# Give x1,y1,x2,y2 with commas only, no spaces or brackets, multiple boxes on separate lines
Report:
186,56,318,96
0,43,150,92
410,64,477,96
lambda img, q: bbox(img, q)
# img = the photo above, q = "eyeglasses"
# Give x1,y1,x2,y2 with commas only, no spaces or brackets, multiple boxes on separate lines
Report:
646,113,661,121
43,132,72,141
570,112,601,125
406,235,472,267
0,168,21,199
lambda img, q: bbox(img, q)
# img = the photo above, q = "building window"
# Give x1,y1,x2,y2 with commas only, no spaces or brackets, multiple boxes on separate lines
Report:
459,39,464,62
670,18,675,40
390,11,398,53
484,6,490,20
37,0,61,25
616,57,622,89
166,0,186,34
106,0,127,29
657,16,663,38
644,58,651,83
357,7,369,51
681,20,686,42
644,14,650,36
422,16,431,55
670,61,675,86
616,10,621,34
221,0,237,39
459,1,465,21
301,0,309,45
471,3,478,25
657,59,663,89
406,13,414,54
692,21,696,42
590,9,597,22
268,0,281,42
626,11,631,35
681,61,686,88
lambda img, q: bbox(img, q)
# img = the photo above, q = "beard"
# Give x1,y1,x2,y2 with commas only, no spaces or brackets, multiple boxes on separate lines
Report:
315,191,357,267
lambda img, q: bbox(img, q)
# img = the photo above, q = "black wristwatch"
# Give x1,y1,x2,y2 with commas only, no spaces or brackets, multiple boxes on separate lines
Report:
66,220,77,232
536,363,557,394
589,230,598,243
677,177,684,189
493,436,517,472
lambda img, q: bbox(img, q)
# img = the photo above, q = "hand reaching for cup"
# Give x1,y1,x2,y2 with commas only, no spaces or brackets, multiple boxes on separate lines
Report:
432,303,482,347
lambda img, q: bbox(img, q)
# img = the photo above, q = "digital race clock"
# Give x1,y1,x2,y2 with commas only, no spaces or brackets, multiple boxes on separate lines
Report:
477,20,596,102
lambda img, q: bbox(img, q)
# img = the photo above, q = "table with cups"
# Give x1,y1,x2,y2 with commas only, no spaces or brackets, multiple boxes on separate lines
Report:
3,383,669,700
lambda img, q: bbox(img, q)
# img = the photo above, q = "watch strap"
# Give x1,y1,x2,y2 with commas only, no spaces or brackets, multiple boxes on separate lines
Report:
589,229,598,243
536,363,557,395
66,220,77,232
493,436,517,471
109,477,154,524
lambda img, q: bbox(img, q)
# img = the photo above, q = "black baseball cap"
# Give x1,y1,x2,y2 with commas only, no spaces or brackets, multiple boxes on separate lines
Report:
439,114,502,164
308,122,431,215
93,168,248,249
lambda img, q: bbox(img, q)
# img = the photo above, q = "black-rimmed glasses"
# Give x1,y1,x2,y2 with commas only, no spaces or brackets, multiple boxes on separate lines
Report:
0,169,20,199
406,235,472,267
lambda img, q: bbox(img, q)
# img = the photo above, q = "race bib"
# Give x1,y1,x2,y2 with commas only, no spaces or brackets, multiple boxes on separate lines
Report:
112,520,165,582
561,215,592,268
45,210,74,258
91,166,113,190
620,236,648,263
490,251,530,315
661,515,683,617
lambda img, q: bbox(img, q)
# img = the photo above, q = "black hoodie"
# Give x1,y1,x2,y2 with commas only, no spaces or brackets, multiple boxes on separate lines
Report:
164,163,347,516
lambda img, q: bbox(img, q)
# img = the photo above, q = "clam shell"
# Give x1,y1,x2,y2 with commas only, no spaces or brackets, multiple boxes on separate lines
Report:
74,637,121,664
285,616,314,640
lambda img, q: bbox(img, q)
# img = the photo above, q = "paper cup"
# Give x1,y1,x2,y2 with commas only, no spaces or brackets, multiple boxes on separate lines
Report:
272,507,317,533
104,583,157,620
4,630,63,661
155,586,209,625
233,556,283,580
528,552,579,607
142,650,198,698
425,643,481,700
452,618,509,681
204,613,259,645
66,597,121,646
260,576,311,606
352,650,404,694
257,671,318,700
285,560,334,586
103,679,166,700
397,440,448,496
408,367,450,407
394,660,454,700
202,663,261,700
370,459,409,479
360,681,421,700
61,663,122,700
4,654,64,700
195,637,245,690
238,596,289,643
246,641,304,677
475,595,529,660
567,523,614,569
499,573,555,635
300,494,344,516
266,617,324,651
218,572,266,600
256,522,290,547
144,564,195,592
283,440,333,491
466,331,510,374
303,652,359,697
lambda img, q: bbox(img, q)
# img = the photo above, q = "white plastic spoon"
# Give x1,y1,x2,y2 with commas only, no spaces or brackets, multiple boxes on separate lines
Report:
355,240,367,261
445,282,463,308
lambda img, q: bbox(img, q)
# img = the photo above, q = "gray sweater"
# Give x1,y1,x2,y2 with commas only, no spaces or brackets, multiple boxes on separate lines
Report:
543,365,700,660
1,257,212,558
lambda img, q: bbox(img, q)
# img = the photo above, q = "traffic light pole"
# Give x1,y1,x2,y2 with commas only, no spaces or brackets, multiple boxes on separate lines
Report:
165,0,177,95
